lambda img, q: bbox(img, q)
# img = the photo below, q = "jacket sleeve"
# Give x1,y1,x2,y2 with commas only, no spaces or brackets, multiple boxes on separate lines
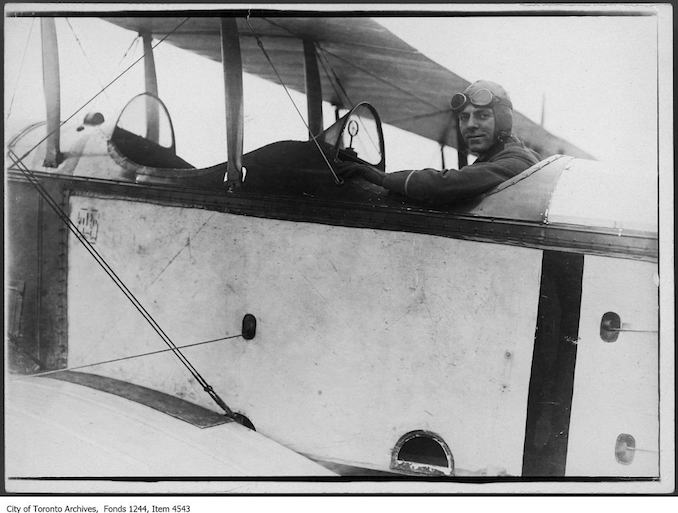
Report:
382,148,538,206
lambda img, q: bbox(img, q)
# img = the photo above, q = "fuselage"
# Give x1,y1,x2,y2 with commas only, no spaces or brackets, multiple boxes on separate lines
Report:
6,112,659,477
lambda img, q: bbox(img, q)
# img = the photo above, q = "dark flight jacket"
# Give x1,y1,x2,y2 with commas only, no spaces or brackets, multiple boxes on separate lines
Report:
382,139,541,206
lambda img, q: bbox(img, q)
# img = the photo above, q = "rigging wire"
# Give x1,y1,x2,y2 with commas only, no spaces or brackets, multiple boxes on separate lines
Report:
353,114,382,160
64,18,114,141
310,43,378,157
117,33,141,68
315,45,353,108
28,334,243,378
317,46,440,111
6,18,36,122
260,16,439,110
65,18,112,104
315,46,382,160
244,17,342,185
11,17,191,168
8,144,235,419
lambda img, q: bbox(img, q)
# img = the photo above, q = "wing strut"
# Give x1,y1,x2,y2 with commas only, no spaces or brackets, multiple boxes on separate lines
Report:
141,30,160,144
303,39,323,138
220,18,245,189
40,18,62,167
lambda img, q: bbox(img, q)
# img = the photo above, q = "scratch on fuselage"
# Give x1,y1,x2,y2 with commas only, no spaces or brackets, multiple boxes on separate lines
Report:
303,275,327,302
148,214,215,287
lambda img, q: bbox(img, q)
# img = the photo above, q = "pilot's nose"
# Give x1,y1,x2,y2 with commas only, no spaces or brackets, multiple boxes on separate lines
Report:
466,113,479,128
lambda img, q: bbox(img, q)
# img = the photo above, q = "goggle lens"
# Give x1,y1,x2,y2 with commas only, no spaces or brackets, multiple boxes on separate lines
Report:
469,88,494,106
450,88,497,111
450,93,468,111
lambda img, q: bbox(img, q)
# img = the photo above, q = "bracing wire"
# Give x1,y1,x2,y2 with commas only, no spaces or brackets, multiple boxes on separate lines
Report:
6,18,36,122
244,17,343,185
30,334,243,378
64,18,114,140
318,45,440,111
353,114,382,161
65,18,111,103
315,46,353,108
117,33,141,68
8,144,235,418
260,16,439,110
315,47,381,162
316,45,386,160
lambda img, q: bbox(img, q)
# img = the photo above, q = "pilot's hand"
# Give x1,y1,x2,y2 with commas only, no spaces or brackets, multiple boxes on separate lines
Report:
334,161,364,179
335,162,386,187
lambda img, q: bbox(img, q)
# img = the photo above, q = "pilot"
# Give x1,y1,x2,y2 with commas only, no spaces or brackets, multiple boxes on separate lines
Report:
337,80,541,205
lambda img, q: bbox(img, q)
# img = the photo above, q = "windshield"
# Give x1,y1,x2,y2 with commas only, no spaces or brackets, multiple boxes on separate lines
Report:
319,102,385,169
115,93,174,149
110,93,194,169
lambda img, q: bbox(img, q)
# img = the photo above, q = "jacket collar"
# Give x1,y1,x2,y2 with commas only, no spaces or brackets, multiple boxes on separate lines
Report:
474,134,521,162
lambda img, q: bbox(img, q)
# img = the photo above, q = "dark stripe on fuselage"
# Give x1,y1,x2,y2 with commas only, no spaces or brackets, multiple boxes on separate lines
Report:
522,250,584,476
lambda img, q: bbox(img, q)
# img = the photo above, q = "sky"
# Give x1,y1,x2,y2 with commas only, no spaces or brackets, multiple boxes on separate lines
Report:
4,4,663,185
380,15,659,167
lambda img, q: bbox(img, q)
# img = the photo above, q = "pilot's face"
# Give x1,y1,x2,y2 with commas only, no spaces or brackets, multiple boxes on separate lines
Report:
458,105,496,155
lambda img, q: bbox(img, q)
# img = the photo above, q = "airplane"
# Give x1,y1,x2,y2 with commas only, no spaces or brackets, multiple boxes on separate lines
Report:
4,9,662,491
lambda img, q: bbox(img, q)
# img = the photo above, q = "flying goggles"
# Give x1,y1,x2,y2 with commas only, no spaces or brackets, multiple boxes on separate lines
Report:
450,88,513,112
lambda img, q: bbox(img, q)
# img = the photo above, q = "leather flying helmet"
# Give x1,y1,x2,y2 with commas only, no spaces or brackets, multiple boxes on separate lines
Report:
452,80,514,141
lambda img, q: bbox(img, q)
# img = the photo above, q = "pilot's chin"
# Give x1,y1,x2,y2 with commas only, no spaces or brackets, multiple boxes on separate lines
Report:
463,139,484,155
465,144,482,156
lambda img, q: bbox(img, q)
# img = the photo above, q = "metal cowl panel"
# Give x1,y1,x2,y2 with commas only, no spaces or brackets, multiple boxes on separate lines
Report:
547,158,657,233
459,155,570,223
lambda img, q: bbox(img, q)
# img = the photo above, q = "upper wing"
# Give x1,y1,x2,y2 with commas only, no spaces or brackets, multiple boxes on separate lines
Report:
102,16,592,159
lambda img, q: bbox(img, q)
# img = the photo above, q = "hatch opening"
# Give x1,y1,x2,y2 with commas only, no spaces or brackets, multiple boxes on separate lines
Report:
391,430,454,476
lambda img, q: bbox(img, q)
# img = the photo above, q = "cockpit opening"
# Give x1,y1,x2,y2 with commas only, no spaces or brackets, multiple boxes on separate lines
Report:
110,92,194,170
237,102,386,197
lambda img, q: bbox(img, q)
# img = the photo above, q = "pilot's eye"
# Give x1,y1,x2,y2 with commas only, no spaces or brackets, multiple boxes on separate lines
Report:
458,113,470,122
477,111,492,120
